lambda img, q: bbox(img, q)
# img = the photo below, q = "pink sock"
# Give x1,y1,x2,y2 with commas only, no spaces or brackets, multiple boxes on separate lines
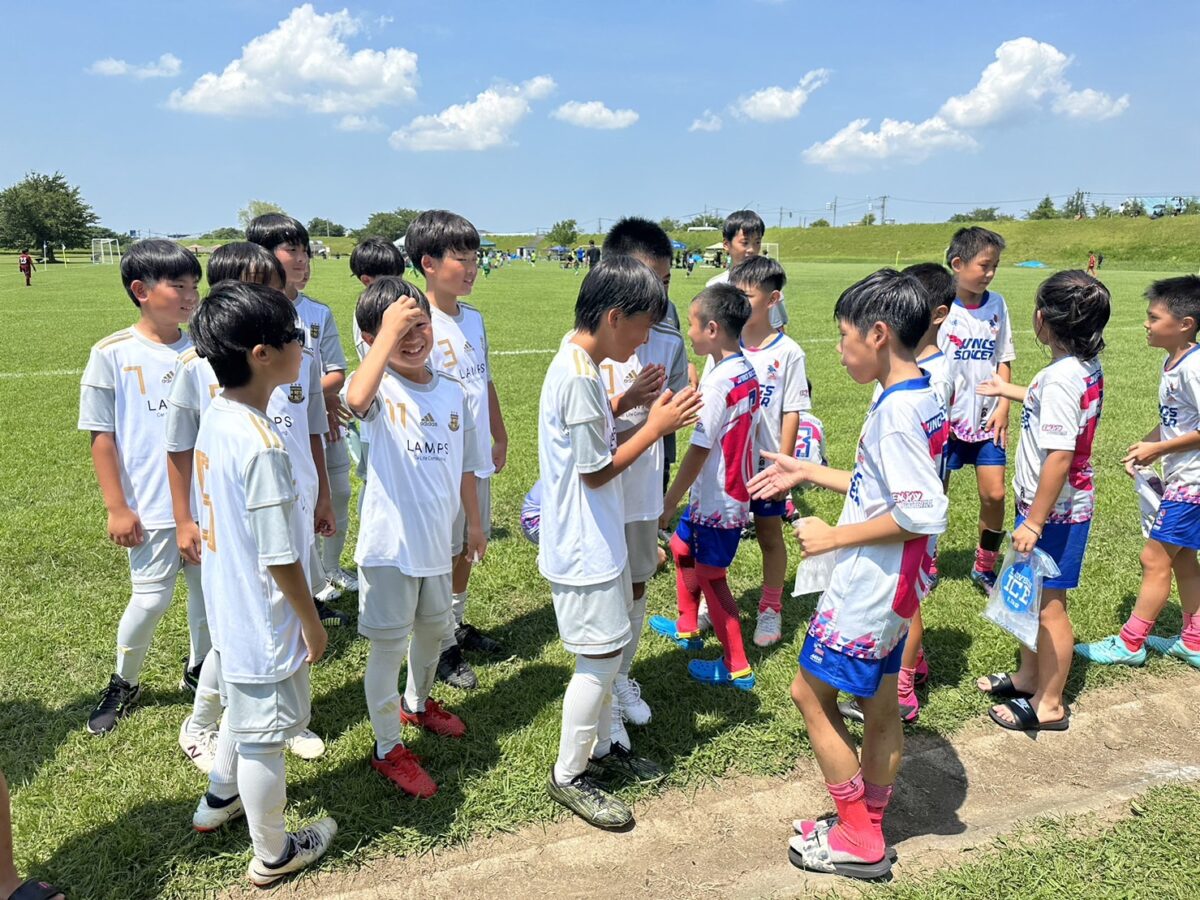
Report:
1119,614,1154,652
825,773,884,861
696,563,750,674
863,781,893,831
897,665,917,701
759,585,783,614
1182,612,1200,651
671,533,701,633
975,547,999,573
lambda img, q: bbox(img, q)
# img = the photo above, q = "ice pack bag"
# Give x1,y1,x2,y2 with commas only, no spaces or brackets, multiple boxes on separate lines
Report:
793,551,835,597
981,542,1061,652
1133,467,1165,539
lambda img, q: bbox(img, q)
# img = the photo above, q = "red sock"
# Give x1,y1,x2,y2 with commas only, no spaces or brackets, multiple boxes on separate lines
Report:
974,547,999,573
671,534,701,634
1182,612,1200,651
759,585,783,614
1119,614,1154,652
863,781,893,831
897,666,917,702
695,563,750,675
825,773,884,860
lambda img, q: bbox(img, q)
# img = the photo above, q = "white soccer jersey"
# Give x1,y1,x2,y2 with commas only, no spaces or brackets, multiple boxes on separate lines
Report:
194,395,310,684
794,413,828,466
349,368,482,576
686,354,760,530
294,293,348,374
1160,346,1200,504
429,302,494,479
938,291,1016,442
809,377,949,660
742,332,810,468
1014,356,1104,524
352,316,369,361
872,352,952,476
78,327,191,530
538,343,626,585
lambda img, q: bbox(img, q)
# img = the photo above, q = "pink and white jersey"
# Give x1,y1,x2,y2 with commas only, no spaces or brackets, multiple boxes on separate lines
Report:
741,332,810,466
1159,346,1200,504
686,353,760,530
794,413,827,467
1014,356,1104,523
873,351,952,476
938,291,1016,442
809,376,949,660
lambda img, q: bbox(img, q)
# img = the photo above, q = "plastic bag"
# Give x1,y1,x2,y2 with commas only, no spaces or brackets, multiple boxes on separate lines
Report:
981,541,1061,652
1133,467,1165,539
520,481,542,545
793,551,835,597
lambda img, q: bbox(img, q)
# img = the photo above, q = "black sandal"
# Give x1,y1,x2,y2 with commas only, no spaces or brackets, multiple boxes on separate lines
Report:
977,672,1033,700
7,880,66,900
988,697,1069,732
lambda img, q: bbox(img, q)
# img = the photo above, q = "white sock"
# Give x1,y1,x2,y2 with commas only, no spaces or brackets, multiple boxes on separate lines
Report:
114,577,175,683
237,741,290,863
697,598,710,623
403,607,447,714
208,715,238,799
608,692,630,751
191,653,223,732
593,683,615,759
619,592,648,679
553,654,620,785
319,468,352,575
182,563,210,667
451,591,467,625
364,637,406,758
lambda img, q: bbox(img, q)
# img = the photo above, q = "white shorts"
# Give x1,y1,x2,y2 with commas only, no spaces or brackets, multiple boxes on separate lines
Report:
214,651,311,744
625,520,660,585
452,476,493,556
551,566,633,656
358,565,454,641
324,433,352,474
129,527,184,585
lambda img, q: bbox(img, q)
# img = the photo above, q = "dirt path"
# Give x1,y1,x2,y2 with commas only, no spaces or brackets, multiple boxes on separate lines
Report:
248,674,1200,899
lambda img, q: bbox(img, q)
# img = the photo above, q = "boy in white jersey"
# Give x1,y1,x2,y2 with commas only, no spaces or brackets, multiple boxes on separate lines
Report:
750,269,948,881
167,244,331,770
1077,276,1200,669
652,284,762,690
78,240,206,736
345,277,484,798
938,227,1014,592
728,257,809,648
707,209,788,332
406,210,509,690
541,258,701,828
185,280,337,887
247,215,353,620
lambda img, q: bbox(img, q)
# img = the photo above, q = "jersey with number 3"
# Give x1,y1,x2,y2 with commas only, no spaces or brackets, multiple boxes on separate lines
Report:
430,303,494,478
1159,346,1200,504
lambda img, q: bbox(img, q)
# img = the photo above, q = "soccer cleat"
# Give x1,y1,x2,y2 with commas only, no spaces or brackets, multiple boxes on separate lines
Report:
839,697,919,725
614,678,651,726
587,742,666,786
1074,635,1147,667
456,622,505,656
753,608,782,647
246,817,337,887
969,567,998,593
436,644,479,689
546,770,633,828
179,716,219,774
192,792,244,832
331,567,359,593
648,615,704,651
285,728,327,760
1146,635,1200,669
314,580,343,604
687,658,755,691
400,698,466,738
87,673,142,736
313,598,350,627
371,744,437,798
180,657,204,693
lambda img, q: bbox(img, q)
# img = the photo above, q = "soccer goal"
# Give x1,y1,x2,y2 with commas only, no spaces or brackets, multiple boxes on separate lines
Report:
92,238,120,264
762,242,780,260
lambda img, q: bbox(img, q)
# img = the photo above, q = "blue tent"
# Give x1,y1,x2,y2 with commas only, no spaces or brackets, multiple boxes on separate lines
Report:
479,237,496,248
1014,260,1048,268
549,245,568,252
670,239,687,250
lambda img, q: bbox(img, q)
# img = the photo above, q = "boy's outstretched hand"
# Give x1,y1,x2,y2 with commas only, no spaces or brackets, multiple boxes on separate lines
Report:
1124,441,1164,468
748,451,808,499
646,386,702,437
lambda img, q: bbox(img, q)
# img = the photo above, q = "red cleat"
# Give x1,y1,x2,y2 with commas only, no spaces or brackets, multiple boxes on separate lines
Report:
371,745,438,798
400,698,466,738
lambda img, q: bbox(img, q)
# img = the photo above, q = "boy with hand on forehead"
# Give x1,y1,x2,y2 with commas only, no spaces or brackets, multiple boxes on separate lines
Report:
708,209,787,332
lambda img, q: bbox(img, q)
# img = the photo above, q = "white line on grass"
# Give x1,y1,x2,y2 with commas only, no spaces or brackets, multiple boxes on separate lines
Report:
0,369,84,379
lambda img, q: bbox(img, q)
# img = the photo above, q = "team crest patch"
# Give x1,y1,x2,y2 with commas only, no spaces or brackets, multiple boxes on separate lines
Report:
421,412,437,427
449,412,460,432
309,323,320,339
288,384,304,404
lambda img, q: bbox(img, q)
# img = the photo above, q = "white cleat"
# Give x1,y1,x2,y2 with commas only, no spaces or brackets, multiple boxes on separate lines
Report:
247,817,338,887
314,580,343,603
614,677,652,726
695,601,712,634
332,567,359,593
285,728,327,760
753,608,782,647
178,716,219,774
193,792,244,832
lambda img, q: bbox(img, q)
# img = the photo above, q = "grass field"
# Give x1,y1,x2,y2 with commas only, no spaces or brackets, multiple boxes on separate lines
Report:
0,255,1195,898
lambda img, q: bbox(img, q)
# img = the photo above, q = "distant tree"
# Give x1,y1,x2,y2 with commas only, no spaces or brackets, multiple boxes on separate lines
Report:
858,212,877,226
86,224,125,241
1060,190,1088,219
684,213,724,229
1026,196,1061,220
658,217,682,233
1090,202,1117,218
307,216,346,237
357,208,421,242
547,218,579,247
1180,197,1200,216
237,200,286,229
948,207,1001,223
0,171,99,259
203,226,245,241
809,218,831,228
1120,198,1148,218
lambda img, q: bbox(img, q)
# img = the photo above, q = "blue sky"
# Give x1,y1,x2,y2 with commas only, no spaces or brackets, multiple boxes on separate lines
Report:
2,1,1197,235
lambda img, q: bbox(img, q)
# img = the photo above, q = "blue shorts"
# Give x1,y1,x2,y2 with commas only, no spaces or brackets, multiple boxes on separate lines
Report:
750,497,787,518
1015,511,1091,590
675,516,741,569
798,633,907,698
945,437,1006,471
1149,500,1200,551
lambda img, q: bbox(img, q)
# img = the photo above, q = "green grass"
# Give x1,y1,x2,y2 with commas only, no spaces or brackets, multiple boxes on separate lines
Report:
0,256,1194,898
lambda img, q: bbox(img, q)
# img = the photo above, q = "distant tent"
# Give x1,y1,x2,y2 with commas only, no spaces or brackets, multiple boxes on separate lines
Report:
549,245,568,252
480,237,496,248
1014,260,1048,268
670,239,687,250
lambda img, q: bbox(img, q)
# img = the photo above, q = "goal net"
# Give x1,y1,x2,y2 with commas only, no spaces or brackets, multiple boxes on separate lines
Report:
92,238,120,264
761,242,780,260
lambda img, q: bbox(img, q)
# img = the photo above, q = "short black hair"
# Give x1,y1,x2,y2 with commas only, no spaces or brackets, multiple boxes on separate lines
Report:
1035,270,1111,361
119,239,201,307
834,268,929,350
404,210,480,276
190,280,298,388
729,256,787,293
603,217,672,262
355,276,431,336
206,242,286,289
945,226,1005,267
574,256,668,333
901,262,955,314
691,282,751,339
723,209,765,243
1146,275,1200,337
350,236,406,280
245,214,310,254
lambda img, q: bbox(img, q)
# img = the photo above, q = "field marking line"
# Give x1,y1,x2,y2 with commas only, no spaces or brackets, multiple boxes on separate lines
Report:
0,368,84,379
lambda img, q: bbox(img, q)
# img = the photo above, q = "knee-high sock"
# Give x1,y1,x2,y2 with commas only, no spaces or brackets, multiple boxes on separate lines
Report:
319,467,353,576
364,637,407,757
695,563,750,674
207,715,238,799
404,605,449,713
182,563,210,667
619,591,648,679
190,652,223,732
114,577,176,683
238,741,290,863
671,533,701,633
553,654,620,785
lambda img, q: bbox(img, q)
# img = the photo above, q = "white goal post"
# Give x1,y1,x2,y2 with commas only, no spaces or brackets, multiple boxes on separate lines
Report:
761,242,780,260
92,238,120,264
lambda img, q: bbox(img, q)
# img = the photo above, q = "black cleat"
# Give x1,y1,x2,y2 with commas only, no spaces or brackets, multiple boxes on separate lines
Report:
313,598,350,627
436,644,478,689
87,673,142,735
180,656,204,693
456,622,505,656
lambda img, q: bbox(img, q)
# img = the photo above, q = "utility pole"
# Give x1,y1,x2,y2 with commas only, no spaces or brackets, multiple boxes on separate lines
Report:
828,196,838,227
878,194,888,225
778,206,784,229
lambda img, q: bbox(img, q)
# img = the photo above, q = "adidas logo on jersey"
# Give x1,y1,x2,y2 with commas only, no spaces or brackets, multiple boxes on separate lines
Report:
463,340,475,353
623,370,637,385
161,370,175,384
421,412,437,427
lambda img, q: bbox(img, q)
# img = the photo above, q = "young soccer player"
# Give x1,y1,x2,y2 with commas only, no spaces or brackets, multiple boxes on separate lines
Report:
17,249,35,287
975,271,1109,731
247,215,353,620
541,257,701,828
749,269,948,880
78,239,206,736
727,256,810,647
1076,276,1200,668
651,283,761,690
345,277,483,797
405,210,508,690
348,235,406,362
186,280,337,887
939,227,1014,591
707,210,788,331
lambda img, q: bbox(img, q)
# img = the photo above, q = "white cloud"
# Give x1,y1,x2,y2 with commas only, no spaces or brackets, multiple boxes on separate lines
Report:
390,76,556,151
168,4,418,116
88,53,181,79
551,100,638,130
1052,87,1130,120
733,68,829,122
336,114,384,132
689,110,723,132
804,116,976,171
